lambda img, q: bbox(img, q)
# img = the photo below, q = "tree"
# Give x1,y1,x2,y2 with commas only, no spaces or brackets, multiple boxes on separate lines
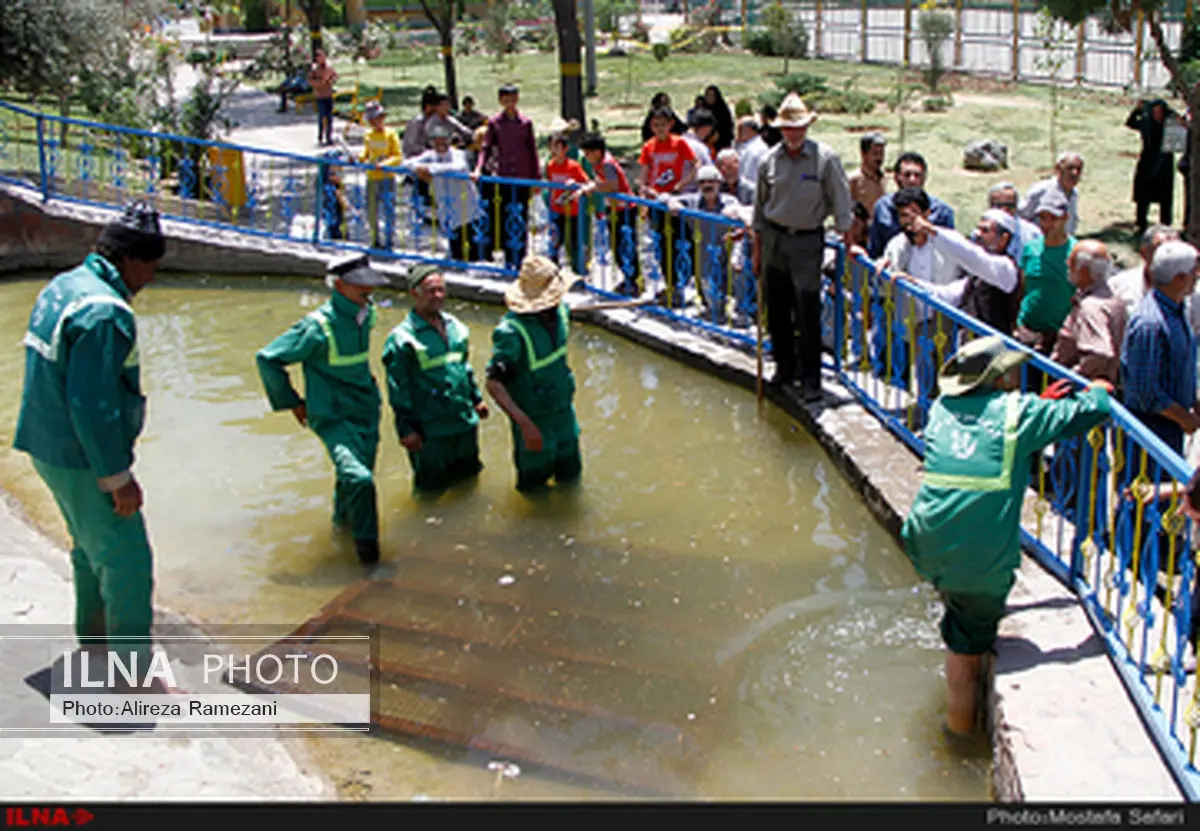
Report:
416,0,461,110
296,0,339,61
1040,0,1200,243
553,0,587,129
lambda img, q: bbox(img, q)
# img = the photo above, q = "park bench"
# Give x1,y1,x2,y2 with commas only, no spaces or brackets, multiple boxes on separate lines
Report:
333,82,384,130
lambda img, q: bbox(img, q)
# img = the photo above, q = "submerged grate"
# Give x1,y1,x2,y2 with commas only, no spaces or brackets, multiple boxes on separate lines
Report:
231,558,749,794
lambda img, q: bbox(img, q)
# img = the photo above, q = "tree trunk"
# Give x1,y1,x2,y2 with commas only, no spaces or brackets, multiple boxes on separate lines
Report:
553,0,587,131
310,27,323,61
441,29,459,111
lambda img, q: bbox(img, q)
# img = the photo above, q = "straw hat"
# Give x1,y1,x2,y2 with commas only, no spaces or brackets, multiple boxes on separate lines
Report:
938,335,1030,397
772,93,818,128
505,255,567,314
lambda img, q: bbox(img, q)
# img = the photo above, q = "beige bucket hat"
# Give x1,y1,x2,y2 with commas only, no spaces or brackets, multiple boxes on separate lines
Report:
772,92,818,128
505,255,568,313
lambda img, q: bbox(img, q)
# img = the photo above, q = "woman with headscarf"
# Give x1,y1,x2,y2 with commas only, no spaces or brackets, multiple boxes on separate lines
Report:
641,92,686,142
704,85,735,152
1126,97,1178,232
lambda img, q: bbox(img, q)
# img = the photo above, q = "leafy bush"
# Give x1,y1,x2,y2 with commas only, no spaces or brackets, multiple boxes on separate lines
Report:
630,20,651,43
760,2,808,70
745,27,773,55
653,42,670,62
754,73,874,116
734,98,754,117
670,24,722,53
241,0,269,32
323,0,344,28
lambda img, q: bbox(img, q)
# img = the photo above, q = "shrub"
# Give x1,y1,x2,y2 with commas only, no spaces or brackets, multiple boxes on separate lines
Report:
670,23,722,53
745,27,773,55
242,0,269,32
734,98,754,117
653,42,670,62
774,71,829,97
760,2,808,71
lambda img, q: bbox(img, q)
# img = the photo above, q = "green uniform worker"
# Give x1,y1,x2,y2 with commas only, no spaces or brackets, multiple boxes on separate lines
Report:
256,254,395,566
13,202,168,689
485,255,582,491
901,335,1112,738
382,265,490,494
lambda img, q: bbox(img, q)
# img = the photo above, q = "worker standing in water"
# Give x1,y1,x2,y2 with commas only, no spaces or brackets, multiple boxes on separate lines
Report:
256,254,394,566
13,202,173,692
382,265,489,496
901,336,1111,739
486,255,581,492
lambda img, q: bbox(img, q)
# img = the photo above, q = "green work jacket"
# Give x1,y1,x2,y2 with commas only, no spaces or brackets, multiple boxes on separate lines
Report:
256,290,381,428
381,309,482,440
488,304,577,426
901,386,1111,595
13,253,145,482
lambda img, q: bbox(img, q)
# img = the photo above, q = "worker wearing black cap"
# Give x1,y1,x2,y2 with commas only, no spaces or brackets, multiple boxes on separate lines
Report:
256,254,394,565
382,265,489,495
13,201,170,689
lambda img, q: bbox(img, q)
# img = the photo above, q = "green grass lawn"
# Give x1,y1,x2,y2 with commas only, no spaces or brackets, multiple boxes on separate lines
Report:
326,49,1160,266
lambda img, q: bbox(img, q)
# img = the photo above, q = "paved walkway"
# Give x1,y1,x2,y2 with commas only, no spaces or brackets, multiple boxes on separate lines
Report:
0,495,332,800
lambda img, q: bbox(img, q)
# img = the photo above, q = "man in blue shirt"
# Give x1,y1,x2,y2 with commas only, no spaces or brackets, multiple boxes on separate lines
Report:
867,151,956,259
1121,240,1200,454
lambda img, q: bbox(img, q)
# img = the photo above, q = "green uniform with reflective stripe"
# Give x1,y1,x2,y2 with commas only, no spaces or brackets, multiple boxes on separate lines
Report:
901,386,1110,652
256,291,382,541
13,253,154,670
488,304,581,490
382,309,484,492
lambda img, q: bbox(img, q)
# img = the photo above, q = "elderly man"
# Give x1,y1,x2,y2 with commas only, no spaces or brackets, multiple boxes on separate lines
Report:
987,181,1042,260
1016,191,1077,362
14,202,173,693
902,336,1112,738
1020,152,1084,237
1110,225,1180,319
736,115,768,187
1050,241,1127,386
752,93,853,400
715,148,754,206
382,266,489,495
1121,240,1200,455
867,151,956,259
256,254,394,566
888,208,1021,336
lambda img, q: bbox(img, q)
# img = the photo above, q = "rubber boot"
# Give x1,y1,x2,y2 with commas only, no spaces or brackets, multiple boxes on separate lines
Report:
355,539,380,566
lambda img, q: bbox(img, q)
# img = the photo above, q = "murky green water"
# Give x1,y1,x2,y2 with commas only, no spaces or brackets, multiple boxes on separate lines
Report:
0,273,987,800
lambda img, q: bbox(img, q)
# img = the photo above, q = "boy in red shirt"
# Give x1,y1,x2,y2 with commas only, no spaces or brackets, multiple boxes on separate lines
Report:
581,133,639,296
638,106,697,307
544,133,594,277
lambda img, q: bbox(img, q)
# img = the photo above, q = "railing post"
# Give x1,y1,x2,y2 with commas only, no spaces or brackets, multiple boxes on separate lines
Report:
860,0,868,62
312,161,324,246
903,0,912,67
1075,21,1085,85
36,115,49,201
833,243,845,375
953,0,964,69
1011,0,1021,81
1134,8,1145,90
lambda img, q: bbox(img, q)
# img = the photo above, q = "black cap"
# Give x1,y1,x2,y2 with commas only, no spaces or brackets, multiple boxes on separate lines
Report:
689,108,715,127
328,253,393,287
97,200,166,262
498,83,519,96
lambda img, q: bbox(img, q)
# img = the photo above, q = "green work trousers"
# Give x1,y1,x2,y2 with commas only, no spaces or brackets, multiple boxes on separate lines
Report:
407,428,483,493
938,588,1011,656
32,459,154,672
312,419,379,542
511,415,582,492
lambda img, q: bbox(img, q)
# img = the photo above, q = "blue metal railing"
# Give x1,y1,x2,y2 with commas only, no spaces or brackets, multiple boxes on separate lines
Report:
2,98,1198,798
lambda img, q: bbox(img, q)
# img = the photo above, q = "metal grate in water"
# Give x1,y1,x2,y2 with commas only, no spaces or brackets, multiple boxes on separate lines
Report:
229,555,749,794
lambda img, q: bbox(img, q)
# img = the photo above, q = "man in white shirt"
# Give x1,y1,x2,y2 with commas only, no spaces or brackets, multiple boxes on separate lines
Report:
1019,152,1084,236
735,116,768,192
407,122,483,263
987,181,1042,261
1109,224,1179,319
896,210,1023,346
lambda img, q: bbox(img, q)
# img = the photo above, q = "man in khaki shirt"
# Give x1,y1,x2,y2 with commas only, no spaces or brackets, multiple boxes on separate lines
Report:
752,93,853,400
848,132,887,246
307,49,337,147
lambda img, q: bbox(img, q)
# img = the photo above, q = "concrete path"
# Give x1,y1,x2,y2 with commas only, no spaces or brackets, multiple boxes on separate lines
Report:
0,494,333,801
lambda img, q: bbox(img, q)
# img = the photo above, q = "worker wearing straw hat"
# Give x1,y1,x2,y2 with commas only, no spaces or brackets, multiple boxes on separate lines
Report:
256,254,395,566
751,92,853,401
900,335,1112,740
485,255,581,491
382,265,489,496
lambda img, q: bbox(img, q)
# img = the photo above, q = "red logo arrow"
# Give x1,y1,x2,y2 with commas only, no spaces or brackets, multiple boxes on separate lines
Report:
71,810,92,826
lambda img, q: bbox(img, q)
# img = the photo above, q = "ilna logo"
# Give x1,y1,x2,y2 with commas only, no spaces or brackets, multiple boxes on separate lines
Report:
59,649,176,689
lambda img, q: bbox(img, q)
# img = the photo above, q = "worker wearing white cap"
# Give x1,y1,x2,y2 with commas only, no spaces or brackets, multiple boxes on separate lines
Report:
256,253,395,566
